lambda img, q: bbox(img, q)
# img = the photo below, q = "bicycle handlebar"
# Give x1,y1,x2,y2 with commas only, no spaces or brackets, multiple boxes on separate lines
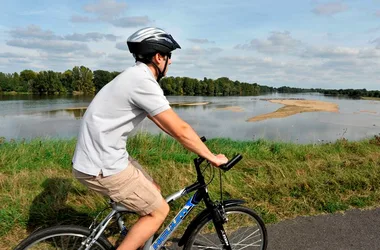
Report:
219,154,243,171
198,136,242,172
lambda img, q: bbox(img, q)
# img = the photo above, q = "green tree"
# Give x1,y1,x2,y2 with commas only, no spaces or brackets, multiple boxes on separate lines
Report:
20,70,37,92
93,70,112,92
60,70,73,92
72,66,94,93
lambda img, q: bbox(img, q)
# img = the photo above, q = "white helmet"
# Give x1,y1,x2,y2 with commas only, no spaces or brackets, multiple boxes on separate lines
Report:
127,27,181,56
127,27,181,81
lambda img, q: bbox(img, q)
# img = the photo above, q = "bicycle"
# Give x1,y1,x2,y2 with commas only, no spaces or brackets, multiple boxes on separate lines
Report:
15,137,268,250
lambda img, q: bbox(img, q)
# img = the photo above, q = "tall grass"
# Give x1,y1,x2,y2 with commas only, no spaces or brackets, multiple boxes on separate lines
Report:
1,134,379,248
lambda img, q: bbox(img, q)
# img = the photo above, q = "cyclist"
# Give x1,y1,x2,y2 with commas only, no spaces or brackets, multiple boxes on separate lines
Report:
72,27,228,250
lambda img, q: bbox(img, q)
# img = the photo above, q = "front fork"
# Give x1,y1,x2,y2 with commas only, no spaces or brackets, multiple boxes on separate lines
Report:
211,203,232,250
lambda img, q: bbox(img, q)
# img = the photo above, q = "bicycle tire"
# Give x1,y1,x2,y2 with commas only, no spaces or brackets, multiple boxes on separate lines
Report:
14,225,114,250
184,205,268,250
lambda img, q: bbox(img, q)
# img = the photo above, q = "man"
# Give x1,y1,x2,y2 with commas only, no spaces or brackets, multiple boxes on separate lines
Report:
72,27,228,250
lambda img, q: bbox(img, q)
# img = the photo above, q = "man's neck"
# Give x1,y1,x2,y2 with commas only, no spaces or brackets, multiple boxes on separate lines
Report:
147,64,159,80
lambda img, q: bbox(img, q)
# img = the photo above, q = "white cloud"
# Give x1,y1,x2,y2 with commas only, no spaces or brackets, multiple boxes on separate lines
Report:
8,58,32,64
64,33,120,42
7,39,89,53
312,2,349,16
83,0,127,21
70,1,152,28
175,46,223,66
372,38,380,49
9,25,57,40
115,42,128,51
235,31,304,55
301,46,361,58
111,16,152,28
8,25,120,42
70,15,94,23
187,38,215,44
0,52,27,58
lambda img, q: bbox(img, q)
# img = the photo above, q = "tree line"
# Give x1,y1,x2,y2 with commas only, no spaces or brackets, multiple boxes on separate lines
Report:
277,86,380,99
1,67,379,98
322,89,380,99
0,67,275,96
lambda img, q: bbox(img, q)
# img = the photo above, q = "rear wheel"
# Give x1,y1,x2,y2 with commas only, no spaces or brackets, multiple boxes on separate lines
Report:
184,206,267,250
14,225,114,250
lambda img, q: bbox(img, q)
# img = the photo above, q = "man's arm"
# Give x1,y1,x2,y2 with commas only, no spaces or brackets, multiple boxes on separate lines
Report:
148,108,227,166
147,114,173,137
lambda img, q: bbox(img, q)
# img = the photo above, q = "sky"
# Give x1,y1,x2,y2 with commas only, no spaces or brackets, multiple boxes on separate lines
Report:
0,0,380,90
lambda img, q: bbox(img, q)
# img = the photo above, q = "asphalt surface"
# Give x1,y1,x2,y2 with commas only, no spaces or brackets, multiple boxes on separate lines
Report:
169,207,380,249
267,207,380,250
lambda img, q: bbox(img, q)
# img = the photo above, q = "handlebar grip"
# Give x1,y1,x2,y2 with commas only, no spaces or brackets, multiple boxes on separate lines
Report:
219,154,243,171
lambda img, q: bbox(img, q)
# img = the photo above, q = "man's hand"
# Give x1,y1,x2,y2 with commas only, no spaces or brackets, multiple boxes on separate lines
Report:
209,154,228,167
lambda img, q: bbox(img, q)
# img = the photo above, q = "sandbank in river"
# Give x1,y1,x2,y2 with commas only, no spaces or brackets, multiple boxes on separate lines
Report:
248,99,339,122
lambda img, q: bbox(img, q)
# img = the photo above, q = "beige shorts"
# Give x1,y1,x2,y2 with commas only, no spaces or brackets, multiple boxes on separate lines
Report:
73,158,163,216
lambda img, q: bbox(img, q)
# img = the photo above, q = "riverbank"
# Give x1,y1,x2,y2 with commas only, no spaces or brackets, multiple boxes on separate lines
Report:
248,99,339,122
361,97,380,101
1,134,379,248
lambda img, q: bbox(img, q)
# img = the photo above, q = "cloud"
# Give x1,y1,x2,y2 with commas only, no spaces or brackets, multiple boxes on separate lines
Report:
301,46,360,58
83,0,127,21
175,46,223,66
71,1,151,28
8,58,32,64
111,16,152,28
6,39,89,53
64,32,120,42
0,52,27,58
187,38,215,44
9,25,57,40
371,38,380,49
203,54,379,89
235,31,303,55
186,46,223,54
106,53,130,61
9,25,120,42
367,26,380,33
70,15,94,23
115,42,128,51
312,2,348,16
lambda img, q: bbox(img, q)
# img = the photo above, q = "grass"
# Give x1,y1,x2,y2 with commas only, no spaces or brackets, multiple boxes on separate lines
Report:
1,133,380,248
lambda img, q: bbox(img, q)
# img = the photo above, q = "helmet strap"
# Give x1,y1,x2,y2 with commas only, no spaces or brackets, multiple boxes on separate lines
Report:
150,56,169,82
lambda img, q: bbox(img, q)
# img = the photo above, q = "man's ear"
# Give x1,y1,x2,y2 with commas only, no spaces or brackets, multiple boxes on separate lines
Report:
152,53,162,64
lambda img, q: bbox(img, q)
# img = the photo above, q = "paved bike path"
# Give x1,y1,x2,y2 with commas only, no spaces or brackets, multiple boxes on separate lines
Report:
267,207,380,250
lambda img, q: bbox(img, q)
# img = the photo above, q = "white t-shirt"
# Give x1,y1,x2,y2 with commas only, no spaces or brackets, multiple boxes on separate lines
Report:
72,62,171,176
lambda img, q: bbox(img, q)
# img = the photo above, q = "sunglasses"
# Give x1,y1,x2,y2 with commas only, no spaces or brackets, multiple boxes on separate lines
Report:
160,52,172,59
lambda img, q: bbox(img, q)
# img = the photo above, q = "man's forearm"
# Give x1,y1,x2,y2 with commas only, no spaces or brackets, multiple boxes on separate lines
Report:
173,124,215,161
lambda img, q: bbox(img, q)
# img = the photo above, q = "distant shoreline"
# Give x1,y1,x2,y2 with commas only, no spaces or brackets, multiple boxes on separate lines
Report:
361,97,380,101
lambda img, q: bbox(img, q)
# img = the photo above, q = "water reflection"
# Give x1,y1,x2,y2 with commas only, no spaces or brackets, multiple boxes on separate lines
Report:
0,94,379,143
41,108,87,120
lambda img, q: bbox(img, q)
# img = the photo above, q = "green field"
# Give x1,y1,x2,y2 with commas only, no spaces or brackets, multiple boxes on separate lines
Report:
1,133,379,248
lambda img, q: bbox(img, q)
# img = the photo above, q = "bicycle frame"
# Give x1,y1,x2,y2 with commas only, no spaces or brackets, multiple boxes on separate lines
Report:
82,181,210,250
82,155,240,250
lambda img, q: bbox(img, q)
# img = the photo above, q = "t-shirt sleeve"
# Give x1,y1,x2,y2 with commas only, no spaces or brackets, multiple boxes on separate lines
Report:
130,78,171,116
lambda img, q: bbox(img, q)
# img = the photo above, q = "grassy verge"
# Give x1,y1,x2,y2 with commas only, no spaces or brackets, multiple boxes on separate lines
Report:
1,133,380,248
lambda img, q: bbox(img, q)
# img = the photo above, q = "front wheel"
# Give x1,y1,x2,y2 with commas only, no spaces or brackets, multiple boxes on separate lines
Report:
184,205,267,250
14,225,114,250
